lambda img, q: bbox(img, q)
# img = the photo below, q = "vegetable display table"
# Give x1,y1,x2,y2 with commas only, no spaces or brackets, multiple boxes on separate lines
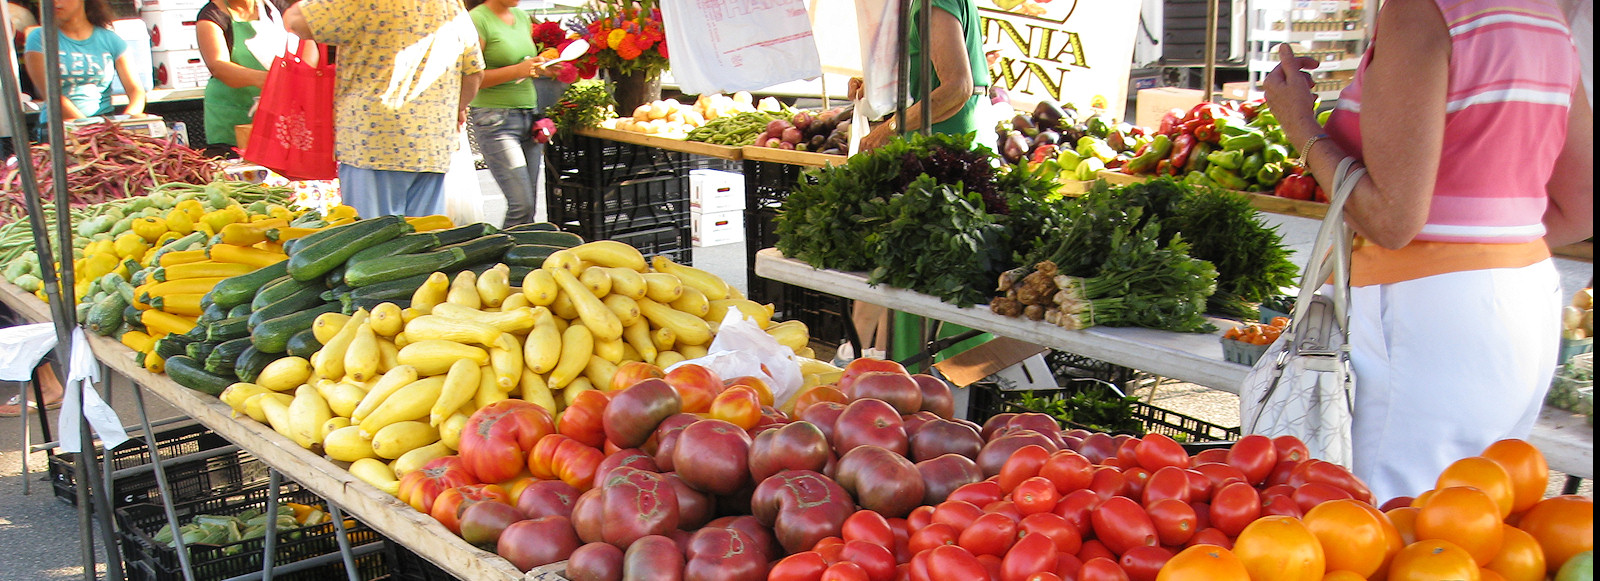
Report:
753,248,1595,480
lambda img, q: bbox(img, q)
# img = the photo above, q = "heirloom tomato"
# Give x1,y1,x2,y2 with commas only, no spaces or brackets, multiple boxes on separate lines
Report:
603,378,683,449
430,483,513,534
835,445,925,518
398,456,480,513
751,470,855,554
516,479,580,519
558,389,611,448
709,385,763,430
598,466,680,549
458,400,555,484
498,515,581,572
684,526,770,581
528,433,604,490
623,534,686,581
459,500,525,548
567,542,625,581
663,363,723,414
672,419,754,496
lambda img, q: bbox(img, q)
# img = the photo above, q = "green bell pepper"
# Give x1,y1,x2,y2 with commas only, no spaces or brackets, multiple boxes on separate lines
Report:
1317,109,1333,126
1250,110,1279,128
1056,148,1082,172
1219,119,1262,138
1207,165,1250,190
1255,162,1286,188
1220,132,1266,153
1207,149,1244,171
1077,137,1117,164
1184,170,1217,188
1184,142,1214,174
1263,143,1289,164
1240,153,1266,181
1085,115,1112,138
1125,134,1172,175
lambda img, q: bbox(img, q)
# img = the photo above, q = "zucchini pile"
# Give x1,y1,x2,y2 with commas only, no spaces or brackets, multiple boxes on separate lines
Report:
159,218,580,396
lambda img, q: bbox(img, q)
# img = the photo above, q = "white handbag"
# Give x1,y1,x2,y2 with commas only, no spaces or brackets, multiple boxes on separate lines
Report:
1240,157,1365,467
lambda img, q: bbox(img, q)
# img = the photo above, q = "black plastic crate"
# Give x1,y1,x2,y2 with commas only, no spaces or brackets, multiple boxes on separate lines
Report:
964,375,1238,445
383,538,456,581
739,160,846,347
611,224,691,266
547,174,691,245
547,132,683,183
1044,350,1139,388
117,483,385,581
49,421,260,508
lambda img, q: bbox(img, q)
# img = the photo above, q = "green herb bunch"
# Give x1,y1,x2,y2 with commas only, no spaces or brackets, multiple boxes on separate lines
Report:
546,80,616,135
862,176,1010,307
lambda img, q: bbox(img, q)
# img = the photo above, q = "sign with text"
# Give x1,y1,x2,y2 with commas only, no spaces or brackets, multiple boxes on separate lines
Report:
978,0,1142,117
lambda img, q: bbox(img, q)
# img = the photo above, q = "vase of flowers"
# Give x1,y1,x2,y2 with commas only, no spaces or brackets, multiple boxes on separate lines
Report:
568,0,670,113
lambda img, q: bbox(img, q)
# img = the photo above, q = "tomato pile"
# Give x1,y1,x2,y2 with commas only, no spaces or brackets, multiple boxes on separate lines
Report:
395,356,1594,581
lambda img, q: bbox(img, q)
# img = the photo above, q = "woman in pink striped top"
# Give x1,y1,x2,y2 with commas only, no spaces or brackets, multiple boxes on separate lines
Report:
1263,0,1592,503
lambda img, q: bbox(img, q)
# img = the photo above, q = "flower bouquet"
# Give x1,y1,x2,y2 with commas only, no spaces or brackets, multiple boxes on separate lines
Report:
566,0,670,79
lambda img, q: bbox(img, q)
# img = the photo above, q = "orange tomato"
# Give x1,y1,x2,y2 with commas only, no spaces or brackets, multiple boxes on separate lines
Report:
1270,316,1291,328
1478,439,1549,514
1156,544,1251,581
1410,489,1437,509
707,385,762,430
1304,499,1401,578
1357,498,1408,580
1415,486,1505,566
1514,495,1594,574
1436,456,1515,519
1233,515,1325,581
1388,539,1482,581
791,385,847,414
1387,506,1421,546
1478,569,1507,581
1484,525,1546,581
1322,572,1367,581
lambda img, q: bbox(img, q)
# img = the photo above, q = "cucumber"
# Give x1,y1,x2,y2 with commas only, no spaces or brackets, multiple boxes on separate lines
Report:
503,244,566,267
204,337,253,376
287,215,409,282
504,230,583,248
503,222,560,233
206,316,251,342
432,223,499,246
247,285,329,329
439,234,514,268
347,232,442,267
186,340,219,361
227,303,252,319
251,303,341,353
209,259,290,309
153,335,192,360
348,273,432,302
165,355,233,396
234,346,280,383
344,247,467,288
284,328,323,358
251,275,314,311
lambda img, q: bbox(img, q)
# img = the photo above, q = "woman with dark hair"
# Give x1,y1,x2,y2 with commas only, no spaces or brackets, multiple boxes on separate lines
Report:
195,0,293,158
22,0,145,132
466,0,553,226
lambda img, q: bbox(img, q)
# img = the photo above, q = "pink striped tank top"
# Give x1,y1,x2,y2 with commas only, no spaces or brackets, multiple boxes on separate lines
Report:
1324,0,1580,244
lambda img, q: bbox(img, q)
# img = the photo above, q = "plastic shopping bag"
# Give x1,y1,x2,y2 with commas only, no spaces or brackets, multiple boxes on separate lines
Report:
442,132,484,226
668,311,804,406
659,0,822,94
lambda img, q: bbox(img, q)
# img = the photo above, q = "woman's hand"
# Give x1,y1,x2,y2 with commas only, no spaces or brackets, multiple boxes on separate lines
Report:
847,76,864,101
1260,43,1323,145
860,117,894,151
527,56,550,78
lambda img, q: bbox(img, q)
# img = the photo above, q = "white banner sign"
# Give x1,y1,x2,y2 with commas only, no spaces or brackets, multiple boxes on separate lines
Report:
978,0,1142,115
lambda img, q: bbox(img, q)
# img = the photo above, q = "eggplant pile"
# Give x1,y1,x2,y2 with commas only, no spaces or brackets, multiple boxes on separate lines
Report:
996,101,1086,165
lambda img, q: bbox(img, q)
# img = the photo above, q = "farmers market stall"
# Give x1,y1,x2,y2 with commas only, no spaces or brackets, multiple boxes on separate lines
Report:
753,247,1596,481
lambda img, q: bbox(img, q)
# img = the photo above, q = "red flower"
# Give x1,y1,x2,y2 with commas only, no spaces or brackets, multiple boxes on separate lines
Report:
553,62,580,84
657,40,668,59
632,33,656,51
616,39,643,60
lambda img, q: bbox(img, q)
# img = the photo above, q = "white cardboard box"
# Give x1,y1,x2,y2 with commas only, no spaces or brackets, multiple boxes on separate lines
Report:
689,169,745,212
691,209,743,247
109,20,154,95
1134,87,1205,131
141,9,199,50
137,0,207,12
151,49,209,89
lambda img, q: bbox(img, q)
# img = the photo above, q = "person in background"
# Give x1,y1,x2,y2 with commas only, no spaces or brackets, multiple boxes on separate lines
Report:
1263,0,1592,502
465,0,552,227
22,0,146,136
284,0,484,218
194,0,293,158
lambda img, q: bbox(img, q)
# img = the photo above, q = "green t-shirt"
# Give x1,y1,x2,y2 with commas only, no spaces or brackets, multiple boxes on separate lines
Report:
907,0,990,137
469,5,538,109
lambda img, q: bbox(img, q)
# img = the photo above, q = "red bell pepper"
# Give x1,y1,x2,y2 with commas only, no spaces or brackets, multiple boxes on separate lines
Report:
1167,133,1197,169
1274,174,1316,201
1194,121,1222,144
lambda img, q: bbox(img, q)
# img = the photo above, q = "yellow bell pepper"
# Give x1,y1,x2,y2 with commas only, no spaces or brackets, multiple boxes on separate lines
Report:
131,216,168,243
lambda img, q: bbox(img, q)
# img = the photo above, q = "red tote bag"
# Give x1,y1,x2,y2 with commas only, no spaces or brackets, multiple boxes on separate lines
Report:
244,40,338,181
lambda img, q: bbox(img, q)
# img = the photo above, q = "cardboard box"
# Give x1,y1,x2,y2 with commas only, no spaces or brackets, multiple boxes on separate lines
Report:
931,336,1048,387
1134,87,1204,131
151,49,209,89
1221,82,1261,102
137,0,206,11
689,169,745,212
141,9,197,50
109,19,153,95
691,209,743,247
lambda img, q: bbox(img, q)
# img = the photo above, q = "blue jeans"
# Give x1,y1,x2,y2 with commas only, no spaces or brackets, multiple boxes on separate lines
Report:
337,164,446,218
469,107,545,226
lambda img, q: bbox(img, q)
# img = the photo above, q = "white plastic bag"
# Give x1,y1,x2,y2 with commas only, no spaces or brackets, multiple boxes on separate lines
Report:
442,131,484,225
659,0,823,94
667,310,804,406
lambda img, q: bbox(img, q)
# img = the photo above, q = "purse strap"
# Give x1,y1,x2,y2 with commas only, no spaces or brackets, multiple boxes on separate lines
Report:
1288,157,1365,341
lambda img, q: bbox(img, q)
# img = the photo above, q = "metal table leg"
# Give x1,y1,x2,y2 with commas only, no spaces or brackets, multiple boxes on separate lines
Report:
19,380,30,495
263,470,281,581
133,383,196,581
327,504,361,581
87,375,125,581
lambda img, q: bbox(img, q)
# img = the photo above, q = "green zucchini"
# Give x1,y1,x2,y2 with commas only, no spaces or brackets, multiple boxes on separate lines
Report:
122,304,146,332
504,230,583,248
247,285,329,329
340,296,397,315
502,222,560,233
287,215,397,254
200,301,229,324
251,303,341,353
85,293,128,336
251,275,315,311
324,264,346,289
432,223,499,246
287,215,409,282
439,234,514,268
152,335,192,360
186,340,219,361
227,303,252,319
347,232,442,267
206,316,251,342
204,337,253,376
209,259,290,309
345,247,467,288
348,273,432,302
503,244,566,267
234,346,280,383
165,356,233,396
284,328,324,358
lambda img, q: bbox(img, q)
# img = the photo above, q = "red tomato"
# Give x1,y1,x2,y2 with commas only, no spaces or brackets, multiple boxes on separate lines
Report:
1053,553,1085,580
890,520,913,564
1133,434,1189,473
1224,435,1277,486
948,481,1005,507
1052,489,1101,534
815,537,847,560
1077,539,1116,563
1191,463,1248,493
1025,574,1063,581
557,390,610,448
844,510,896,548
1186,528,1233,550
958,512,1019,558
398,456,481,513
1264,460,1299,487
1040,451,1095,494
1291,481,1353,513
1295,460,1373,504
1115,439,1143,464
1191,449,1228,465
1188,501,1210,531
1078,557,1130,581
772,551,830,581
459,400,557,484
1087,468,1125,501
1117,545,1173,581
823,561,871,581
908,506,935,531
1145,498,1198,547
932,500,985,532
1141,467,1191,506
1181,469,1212,503
1019,512,1083,555
842,540,898,581
977,554,1004,581
1001,532,1060,581
909,550,933,581
1259,492,1304,519
1208,482,1261,537
1271,436,1310,464
1013,477,1060,516
908,523,959,555
1119,467,1150,500
998,445,1053,493
1091,496,1159,555
927,545,992,581
982,500,1023,523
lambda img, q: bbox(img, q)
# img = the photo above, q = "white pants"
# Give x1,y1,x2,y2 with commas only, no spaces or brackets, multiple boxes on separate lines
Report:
1348,260,1561,503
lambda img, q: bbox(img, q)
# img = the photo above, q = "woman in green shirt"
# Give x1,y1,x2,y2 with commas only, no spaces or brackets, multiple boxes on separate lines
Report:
467,0,552,227
856,0,989,150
